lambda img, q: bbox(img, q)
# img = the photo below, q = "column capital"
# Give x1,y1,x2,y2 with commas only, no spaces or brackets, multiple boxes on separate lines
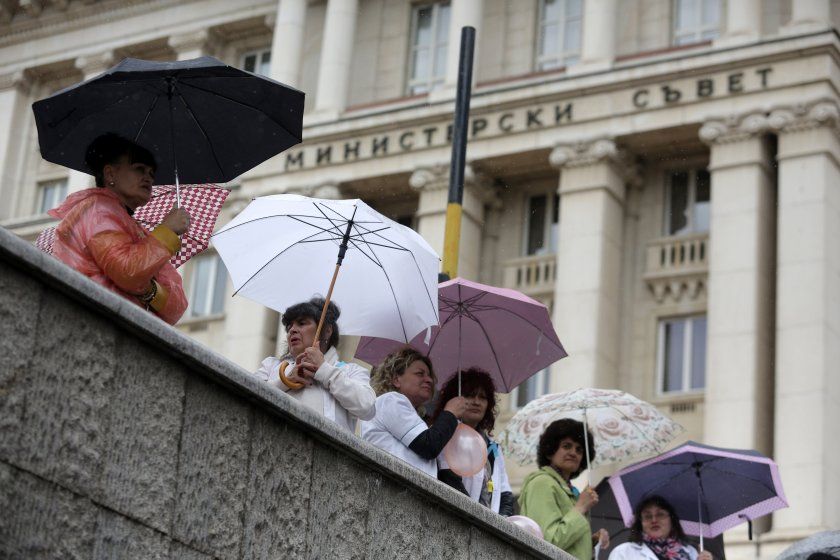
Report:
409,163,493,195
167,29,217,58
75,52,115,78
0,69,34,94
767,99,840,134
550,138,641,186
699,111,770,145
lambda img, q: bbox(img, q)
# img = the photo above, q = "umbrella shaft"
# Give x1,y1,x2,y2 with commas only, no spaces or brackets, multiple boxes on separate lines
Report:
313,263,341,345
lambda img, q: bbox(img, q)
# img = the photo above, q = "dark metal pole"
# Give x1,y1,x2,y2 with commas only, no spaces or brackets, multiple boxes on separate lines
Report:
442,26,475,279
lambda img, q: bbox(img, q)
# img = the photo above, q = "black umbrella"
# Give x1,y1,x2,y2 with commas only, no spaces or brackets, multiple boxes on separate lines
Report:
591,479,726,560
32,56,304,197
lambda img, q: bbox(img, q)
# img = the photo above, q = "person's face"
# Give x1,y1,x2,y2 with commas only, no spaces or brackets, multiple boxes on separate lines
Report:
640,504,673,540
392,359,434,408
461,388,489,429
549,436,583,478
104,156,155,210
286,316,317,357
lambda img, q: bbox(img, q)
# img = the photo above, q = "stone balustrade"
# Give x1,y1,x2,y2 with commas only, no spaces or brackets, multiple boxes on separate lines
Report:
501,253,557,297
643,233,709,302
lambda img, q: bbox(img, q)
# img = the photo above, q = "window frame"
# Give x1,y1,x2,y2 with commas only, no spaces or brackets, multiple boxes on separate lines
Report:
240,48,272,76
671,0,722,47
186,253,228,319
509,366,552,411
655,314,707,396
522,191,560,256
535,0,583,71
663,168,710,237
406,2,451,95
36,178,68,214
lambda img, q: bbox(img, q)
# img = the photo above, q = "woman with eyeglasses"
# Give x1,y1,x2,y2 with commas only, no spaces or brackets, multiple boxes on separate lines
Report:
608,496,713,560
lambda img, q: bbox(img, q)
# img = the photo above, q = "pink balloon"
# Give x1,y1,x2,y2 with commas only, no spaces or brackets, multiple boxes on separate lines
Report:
443,423,487,477
508,515,544,539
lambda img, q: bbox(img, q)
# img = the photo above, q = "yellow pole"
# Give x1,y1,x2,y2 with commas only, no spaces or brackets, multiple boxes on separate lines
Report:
442,202,463,278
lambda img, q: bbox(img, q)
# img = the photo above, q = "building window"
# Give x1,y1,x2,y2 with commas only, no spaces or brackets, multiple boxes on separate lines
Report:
241,49,271,76
37,179,68,214
664,169,710,236
524,193,560,256
672,0,721,46
188,254,228,318
656,315,707,394
536,0,582,71
407,2,450,95
511,367,551,409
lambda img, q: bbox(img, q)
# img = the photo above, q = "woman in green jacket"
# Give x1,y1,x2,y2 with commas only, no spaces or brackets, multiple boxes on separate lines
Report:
519,418,610,560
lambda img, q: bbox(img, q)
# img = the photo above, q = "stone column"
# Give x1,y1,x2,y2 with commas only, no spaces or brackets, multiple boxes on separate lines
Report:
409,163,488,280
767,100,840,537
715,0,761,46
549,139,631,391
782,0,831,34
0,71,32,220
313,0,358,117
443,0,484,89
168,30,215,61
67,53,114,194
568,0,616,74
269,0,307,87
699,114,775,538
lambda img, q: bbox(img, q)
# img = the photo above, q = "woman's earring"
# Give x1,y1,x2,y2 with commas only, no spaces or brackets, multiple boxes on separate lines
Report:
108,181,115,186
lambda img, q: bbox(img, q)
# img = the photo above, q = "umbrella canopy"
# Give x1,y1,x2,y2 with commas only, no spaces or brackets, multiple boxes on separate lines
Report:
32,57,304,185
590,479,726,560
609,441,788,540
354,277,566,391
777,532,840,560
211,194,440,342
500,388,684,468
35,184,228,268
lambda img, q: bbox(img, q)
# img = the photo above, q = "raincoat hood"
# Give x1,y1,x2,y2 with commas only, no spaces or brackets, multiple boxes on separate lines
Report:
48,187,121,220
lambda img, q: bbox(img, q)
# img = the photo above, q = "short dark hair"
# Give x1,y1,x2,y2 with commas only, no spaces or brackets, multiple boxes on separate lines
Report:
85,133,157,187
630,495,687,544
281,297,340,350
431,368,498,434
536,418,595,478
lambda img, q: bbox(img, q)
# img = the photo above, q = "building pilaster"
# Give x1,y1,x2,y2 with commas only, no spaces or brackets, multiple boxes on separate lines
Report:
409,163,490,280
699,112,776,539
715,0,761,46
269,0,307,87
0,71,33,220
568,0,616,74
548,139,634,391
313,0,358,118
765,98,840,538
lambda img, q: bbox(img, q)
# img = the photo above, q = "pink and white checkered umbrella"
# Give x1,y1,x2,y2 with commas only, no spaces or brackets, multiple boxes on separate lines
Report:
35,184,229,268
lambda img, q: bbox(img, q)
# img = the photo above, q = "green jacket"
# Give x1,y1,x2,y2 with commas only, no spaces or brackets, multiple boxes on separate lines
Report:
518,466,592,560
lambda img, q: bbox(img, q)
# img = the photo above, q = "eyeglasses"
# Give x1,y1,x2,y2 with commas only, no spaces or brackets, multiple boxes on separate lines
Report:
641,511,669,522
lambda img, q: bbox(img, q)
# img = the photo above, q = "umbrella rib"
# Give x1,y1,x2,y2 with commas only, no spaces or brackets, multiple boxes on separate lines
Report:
174,86,227,178
345,236,384,268
177,79,301,138
609,405,670,453
211,214,338,238
231,228,332,296
469,313,507,389
132,92,162,143
360,239,409,342
701,465,779,494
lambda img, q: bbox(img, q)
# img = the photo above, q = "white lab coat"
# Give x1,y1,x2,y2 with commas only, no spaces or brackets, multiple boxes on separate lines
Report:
608,541,698,560
254,347,376,433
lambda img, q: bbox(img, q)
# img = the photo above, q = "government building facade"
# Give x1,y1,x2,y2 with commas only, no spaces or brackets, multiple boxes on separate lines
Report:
1,1,837,557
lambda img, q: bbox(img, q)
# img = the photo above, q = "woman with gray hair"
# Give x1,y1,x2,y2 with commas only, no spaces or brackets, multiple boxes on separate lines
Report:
254,297,375,432
361,347,466,477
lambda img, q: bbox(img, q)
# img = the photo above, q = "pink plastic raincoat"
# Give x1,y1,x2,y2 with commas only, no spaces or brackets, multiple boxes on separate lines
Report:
49,188,188,325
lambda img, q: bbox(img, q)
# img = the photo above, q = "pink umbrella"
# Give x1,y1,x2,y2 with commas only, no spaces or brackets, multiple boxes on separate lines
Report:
36,183,229,268
354,277,567,391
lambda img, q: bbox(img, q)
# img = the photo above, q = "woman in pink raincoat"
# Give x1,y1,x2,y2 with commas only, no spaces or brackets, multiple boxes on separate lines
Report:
50,133,190,325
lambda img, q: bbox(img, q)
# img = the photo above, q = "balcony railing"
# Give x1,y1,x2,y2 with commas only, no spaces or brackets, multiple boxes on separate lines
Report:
644,233,709,302
501,253,557,297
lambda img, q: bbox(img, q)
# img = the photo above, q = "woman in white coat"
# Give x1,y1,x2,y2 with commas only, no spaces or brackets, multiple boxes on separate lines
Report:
431,368,515,516
254,297,375,433
609,496,713,560
362,347,466,477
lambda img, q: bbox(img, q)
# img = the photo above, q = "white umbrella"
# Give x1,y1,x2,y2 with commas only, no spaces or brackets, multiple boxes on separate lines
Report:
211,194,440,343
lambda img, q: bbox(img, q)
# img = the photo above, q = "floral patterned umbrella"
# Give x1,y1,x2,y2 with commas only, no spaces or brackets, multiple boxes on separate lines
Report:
500,388,684,482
